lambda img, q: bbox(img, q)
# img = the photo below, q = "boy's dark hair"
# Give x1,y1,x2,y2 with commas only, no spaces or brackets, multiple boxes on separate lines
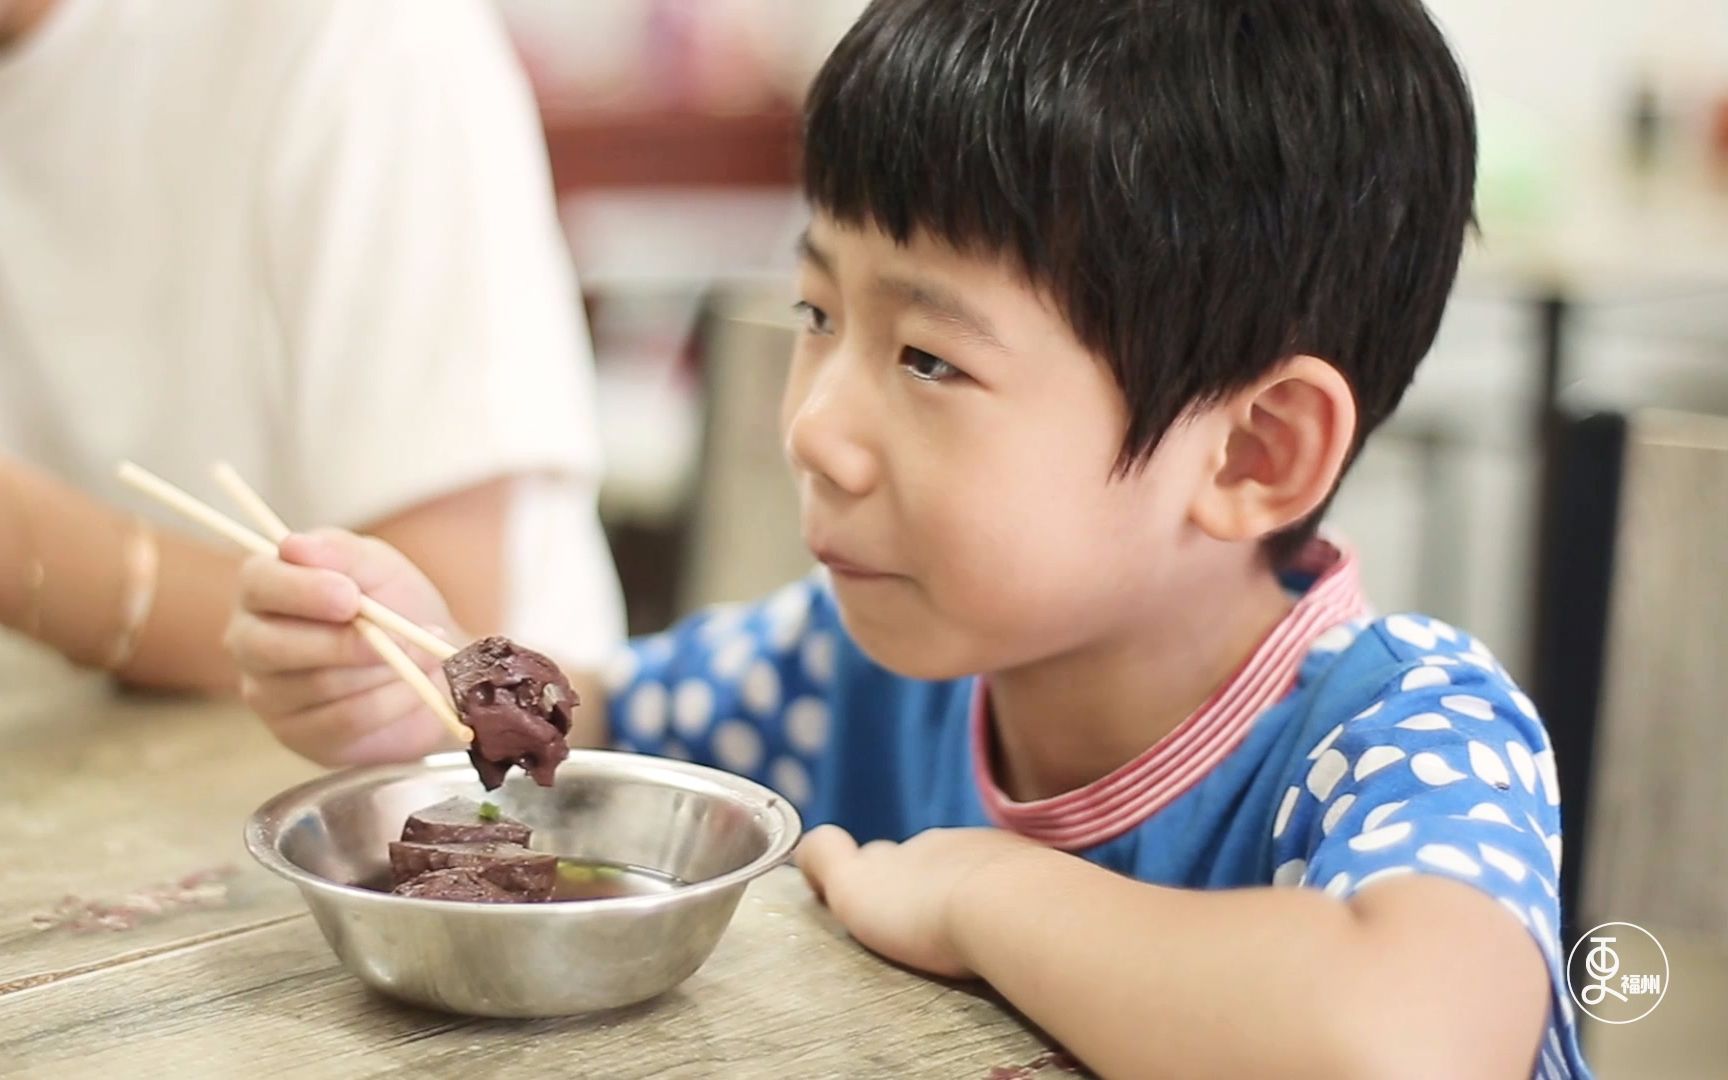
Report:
803,0,1476,564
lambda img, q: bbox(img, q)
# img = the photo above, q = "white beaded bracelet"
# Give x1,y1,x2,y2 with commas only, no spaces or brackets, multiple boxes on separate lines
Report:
103,516,159,671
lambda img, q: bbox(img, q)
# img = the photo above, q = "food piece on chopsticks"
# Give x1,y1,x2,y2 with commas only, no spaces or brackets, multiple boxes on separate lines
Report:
441,636,578,790
391,866,522,903
399,796,531,846
388,840,557,899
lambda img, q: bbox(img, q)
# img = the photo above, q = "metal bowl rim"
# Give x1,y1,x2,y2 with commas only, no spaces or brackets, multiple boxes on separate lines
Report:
244,749,804,914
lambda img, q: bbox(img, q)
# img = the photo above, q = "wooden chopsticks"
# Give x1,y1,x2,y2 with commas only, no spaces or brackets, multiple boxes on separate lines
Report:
117,461,470,746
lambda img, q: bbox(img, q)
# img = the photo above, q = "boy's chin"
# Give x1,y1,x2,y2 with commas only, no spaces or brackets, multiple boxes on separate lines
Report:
861,644,981,683
833,605,984,682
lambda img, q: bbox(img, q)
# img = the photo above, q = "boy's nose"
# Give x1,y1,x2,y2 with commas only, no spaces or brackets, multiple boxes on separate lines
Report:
783,365,879,499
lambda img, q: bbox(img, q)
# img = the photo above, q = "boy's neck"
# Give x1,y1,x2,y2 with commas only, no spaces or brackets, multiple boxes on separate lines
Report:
987,551,1296,803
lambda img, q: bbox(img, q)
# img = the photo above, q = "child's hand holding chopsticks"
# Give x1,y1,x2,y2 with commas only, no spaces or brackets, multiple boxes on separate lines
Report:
227,527,465,767
120,462,596,782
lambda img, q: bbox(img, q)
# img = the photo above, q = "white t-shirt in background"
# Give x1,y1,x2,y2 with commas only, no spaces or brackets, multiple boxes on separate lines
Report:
0,0,624,667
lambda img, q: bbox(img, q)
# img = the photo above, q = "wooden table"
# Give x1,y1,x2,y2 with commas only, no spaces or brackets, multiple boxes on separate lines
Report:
0,691,1065,1078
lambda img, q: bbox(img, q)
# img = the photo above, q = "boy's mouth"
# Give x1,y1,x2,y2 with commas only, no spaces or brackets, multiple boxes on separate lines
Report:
811,546,893,581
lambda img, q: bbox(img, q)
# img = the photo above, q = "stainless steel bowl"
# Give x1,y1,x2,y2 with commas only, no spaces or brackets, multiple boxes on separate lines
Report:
245,749,803,1017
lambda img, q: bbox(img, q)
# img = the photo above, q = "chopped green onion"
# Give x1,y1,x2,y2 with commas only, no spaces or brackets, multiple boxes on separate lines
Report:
477,801,501,822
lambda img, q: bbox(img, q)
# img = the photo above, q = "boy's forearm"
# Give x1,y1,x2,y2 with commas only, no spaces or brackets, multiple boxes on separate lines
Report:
112,530,242,692
2,457,240,693
948,849,1539,1080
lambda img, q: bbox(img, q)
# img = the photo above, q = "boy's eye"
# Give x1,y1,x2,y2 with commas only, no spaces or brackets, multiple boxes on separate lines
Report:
791,300,833,335
900,347,961,383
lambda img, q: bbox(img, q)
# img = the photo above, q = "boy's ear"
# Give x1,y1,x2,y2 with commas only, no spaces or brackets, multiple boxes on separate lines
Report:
1189,356,1358,544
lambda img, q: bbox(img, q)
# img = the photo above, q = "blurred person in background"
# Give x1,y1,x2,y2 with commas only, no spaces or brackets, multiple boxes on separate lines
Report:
0,0,625,693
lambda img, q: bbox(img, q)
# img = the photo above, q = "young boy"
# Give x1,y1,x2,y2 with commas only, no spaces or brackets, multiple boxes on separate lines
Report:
228,1,1589,1076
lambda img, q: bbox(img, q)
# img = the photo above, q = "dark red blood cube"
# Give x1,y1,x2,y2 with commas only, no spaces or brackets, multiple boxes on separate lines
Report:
388,841,555,900
400,797,531,846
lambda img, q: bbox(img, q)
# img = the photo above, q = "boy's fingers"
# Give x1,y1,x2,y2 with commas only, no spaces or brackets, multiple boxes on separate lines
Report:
278,529,408,593
337,708,466,767
268,678,441,764
225,613,375,675
239,663,402,718
238,555,361,622
795,825,860,900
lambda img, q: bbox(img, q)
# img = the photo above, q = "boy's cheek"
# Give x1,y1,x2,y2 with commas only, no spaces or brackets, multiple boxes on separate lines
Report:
778,365,813,451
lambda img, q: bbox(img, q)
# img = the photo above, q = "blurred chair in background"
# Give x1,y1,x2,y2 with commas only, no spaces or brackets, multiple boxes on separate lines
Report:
1564,408,1728,1075
1581,409,1728,934
678,290,807,611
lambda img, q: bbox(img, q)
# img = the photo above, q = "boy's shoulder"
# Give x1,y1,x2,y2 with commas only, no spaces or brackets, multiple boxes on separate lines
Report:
1267,610,1561,857
1268,609,1563,890
1263,613,1585,1075
1299,610,1544,745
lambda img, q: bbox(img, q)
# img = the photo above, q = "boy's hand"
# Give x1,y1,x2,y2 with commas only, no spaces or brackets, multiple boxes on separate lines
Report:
795,825,1051,979
226,528,464,768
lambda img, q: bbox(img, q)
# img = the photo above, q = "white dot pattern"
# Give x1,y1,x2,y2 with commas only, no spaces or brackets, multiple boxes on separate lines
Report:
1306,749,1348,800
1307,724,1344,761
1478,843,1527,882
1442,694,1496,721
766,584,813,652
673,680,714,739
712,636,755,681
801,631,837,686
602,648,639,695
713,720,765,774
742,661,782,717
1507,741,1538,794
784,697,830,757
1348,821,1413,852
1533,750,1561,807
1401,666,1450,691
607,574,837,817
770,756,813,807
1274,786,1301,839
1468,742,1512,789
1467,802,1514,826
1361,800,1406,832
1395,712,1451,732
1385,614,1438,650
627,683,668,741
1416,843,1482,877
1322,793,1357,835
1353,745,1406,780
697,605,746,645
1410,751,1466,786
1311,624,1359,653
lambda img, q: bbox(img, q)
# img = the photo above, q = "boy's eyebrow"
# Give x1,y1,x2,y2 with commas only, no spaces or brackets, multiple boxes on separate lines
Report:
796,229,1007,351
876,275,1007,352
795,230,834,276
